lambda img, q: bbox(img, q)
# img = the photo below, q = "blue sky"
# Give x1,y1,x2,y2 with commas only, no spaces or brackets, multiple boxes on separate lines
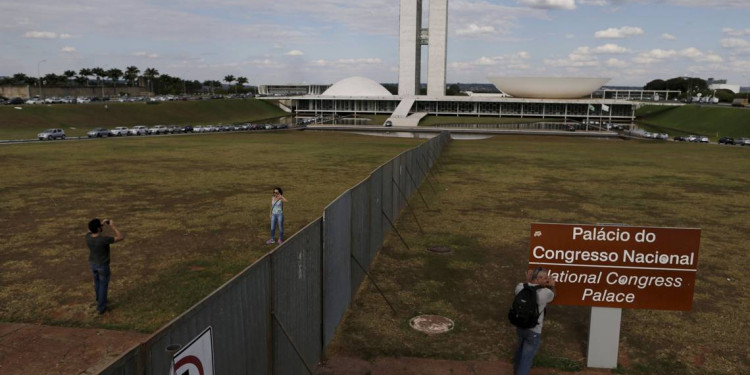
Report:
2,0,749,87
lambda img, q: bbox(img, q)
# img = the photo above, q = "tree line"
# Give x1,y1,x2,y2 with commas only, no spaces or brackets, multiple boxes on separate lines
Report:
644,76,745,102
0,67,254,96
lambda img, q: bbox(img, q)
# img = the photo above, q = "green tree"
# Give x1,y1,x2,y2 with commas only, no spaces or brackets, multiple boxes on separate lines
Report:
643,79,666,91
223,75,235,93
79,68,92,86
236,76,248,93
124,66,140,87
143,67,159,93
63,70,76,87
446,83,461,96
107,68,123,91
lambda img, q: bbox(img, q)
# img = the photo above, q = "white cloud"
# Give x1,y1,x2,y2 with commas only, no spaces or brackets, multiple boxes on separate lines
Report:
285,50,304,56
604,58,627,68
722,27,750,36
309,58,383,67
456,24,497,36
60,46,76,53
448,52,531,70
720,38,750,48
661,33,677,40
592,43,630,54
633,49,677,64
518,0,576,10
133,51,159,58
23,31,58,39
594,26,644,39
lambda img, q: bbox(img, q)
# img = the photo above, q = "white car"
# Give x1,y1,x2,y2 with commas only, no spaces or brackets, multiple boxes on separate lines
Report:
111,127,129,136
38,128,66,140
128,126,148,136
194,126,205,133
696,136,709,143
148,125,168,135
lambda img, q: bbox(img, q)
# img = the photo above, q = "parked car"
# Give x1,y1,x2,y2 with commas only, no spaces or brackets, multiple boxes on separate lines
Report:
673,136,686,142
148,125,168,135
735,138,750,146
193,126,205,133
128,125,148,136
8,97,26,105
166,125,180,134
686,135,698,142
179,125,193,133
38,128,66,140
696,136,709,143
87,128,111,138
111,127,129,136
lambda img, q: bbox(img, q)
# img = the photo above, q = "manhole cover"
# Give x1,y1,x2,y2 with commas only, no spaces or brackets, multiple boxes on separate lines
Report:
427,245,453,254
409,315,455,335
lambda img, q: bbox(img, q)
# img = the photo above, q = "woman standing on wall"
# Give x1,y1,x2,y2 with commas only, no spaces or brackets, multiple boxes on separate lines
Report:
266,187,287,244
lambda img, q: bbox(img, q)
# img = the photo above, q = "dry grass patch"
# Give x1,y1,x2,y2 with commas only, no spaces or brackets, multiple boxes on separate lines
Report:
330,136,750,375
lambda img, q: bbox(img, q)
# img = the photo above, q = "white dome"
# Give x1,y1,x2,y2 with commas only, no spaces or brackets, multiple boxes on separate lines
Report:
487,76,611,99
322,76,392,97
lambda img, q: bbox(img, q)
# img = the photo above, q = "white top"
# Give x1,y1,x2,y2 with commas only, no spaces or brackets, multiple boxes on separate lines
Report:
515,283,555,334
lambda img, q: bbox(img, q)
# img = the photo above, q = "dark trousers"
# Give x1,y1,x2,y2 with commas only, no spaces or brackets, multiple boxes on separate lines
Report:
91,263,111,313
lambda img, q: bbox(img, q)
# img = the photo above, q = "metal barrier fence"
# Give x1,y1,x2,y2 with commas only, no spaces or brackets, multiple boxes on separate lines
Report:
99,131,450,375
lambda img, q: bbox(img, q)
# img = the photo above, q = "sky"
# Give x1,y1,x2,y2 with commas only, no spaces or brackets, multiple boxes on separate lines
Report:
2,0,750,87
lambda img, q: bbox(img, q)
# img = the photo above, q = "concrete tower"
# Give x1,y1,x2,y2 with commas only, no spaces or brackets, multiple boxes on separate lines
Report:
398,0,448,97
427,0,448,97
398,0,422,96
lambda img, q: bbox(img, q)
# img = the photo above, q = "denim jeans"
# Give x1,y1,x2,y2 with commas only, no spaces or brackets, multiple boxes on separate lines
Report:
91,263,111,313
270,213,284,240
513,327,541,375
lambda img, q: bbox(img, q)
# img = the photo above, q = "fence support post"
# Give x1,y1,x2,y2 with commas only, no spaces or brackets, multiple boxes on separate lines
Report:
351,255,398,315
382,210,410,250
392,177,424,234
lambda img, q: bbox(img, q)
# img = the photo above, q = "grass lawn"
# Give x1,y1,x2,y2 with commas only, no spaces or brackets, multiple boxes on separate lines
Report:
329,136,750,375
637,105,750,140
0,131,421,332
0,99,286,140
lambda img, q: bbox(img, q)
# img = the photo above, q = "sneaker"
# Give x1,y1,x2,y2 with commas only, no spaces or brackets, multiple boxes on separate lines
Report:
266,239,275,245
278,239,284,244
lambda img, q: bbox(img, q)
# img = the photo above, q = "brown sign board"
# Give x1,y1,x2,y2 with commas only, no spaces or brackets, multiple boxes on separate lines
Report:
528,223,700,310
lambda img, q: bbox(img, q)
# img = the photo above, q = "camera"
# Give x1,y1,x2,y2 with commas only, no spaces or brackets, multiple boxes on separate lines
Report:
104,219,110,225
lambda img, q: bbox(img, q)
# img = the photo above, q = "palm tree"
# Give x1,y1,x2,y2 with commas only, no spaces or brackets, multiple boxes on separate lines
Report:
124,66,140,87
224,75,235,93
91,67,107,97
63,70,76,87
236,76,248,93
107,68,123,91
78,68,92,86
142,68,159,93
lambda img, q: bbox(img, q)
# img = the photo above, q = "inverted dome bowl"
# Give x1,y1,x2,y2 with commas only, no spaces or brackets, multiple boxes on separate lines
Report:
487,76,611,99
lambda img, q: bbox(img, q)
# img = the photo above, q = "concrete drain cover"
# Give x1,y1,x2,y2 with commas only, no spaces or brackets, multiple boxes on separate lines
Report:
427,245,453,254
409,315,455,335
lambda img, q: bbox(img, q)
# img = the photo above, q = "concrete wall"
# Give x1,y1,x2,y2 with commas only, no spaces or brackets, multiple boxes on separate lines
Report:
0,85,30,99
427,0,448,97
399,0,422,96
2,85,148,99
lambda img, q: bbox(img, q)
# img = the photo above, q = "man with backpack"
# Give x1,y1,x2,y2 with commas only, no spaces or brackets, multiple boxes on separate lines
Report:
509,267,555,375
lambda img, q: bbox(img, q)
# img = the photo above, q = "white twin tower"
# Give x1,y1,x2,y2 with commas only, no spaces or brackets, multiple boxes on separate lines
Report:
398,0,448,97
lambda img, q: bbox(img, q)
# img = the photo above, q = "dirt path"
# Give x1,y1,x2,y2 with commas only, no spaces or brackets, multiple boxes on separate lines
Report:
0,323,147,375
317,355,618,375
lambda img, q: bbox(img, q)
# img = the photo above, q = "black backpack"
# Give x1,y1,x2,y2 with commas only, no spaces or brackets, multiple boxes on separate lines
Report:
508,283,541,329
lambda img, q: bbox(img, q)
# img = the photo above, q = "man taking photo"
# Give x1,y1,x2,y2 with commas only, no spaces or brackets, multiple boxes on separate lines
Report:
86,218,124,315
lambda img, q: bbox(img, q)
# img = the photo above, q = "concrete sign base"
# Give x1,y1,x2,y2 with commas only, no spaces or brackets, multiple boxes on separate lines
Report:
587,307,621,369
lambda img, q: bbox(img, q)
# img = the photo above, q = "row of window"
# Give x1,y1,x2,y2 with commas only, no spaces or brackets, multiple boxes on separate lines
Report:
294,99,633,117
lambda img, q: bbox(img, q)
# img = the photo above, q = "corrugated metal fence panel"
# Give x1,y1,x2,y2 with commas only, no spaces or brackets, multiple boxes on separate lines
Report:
381,161,394,237
272,218,323,375
391,155,402,219
142,256,272,375
349,179,370,297
322,191,352,348
369,167,384,261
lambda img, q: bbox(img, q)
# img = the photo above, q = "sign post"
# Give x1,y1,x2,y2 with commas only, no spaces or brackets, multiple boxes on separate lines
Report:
527,223,700,369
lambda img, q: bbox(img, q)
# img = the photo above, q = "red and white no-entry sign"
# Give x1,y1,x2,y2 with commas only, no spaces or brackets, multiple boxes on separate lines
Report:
169,327,215,375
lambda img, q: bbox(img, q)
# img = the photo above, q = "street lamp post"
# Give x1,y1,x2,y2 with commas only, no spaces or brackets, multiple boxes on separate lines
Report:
37,59,46,99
